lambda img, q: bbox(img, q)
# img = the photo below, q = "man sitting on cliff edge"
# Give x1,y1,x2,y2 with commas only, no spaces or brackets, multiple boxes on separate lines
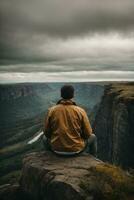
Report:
43,85,97,156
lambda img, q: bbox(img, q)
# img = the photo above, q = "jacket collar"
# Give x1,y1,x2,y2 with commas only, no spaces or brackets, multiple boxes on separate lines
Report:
56,99,77,105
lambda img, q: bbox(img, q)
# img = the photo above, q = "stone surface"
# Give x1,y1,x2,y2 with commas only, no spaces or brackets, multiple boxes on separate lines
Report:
20,151,102,200
1,151,134,200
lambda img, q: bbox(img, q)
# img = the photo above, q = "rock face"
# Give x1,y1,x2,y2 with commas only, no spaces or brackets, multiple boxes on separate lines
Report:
20,151,101,200
93,83,134,168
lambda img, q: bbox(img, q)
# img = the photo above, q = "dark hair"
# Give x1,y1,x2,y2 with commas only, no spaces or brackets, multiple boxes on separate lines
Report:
61,85,74,99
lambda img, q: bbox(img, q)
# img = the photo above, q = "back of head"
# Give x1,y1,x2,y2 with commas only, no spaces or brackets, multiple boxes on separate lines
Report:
61,85,74,100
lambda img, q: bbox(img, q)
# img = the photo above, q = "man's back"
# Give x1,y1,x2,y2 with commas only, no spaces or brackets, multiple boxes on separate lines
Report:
44,99,92,152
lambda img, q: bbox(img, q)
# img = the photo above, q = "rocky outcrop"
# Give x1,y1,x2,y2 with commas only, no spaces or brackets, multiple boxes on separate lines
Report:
20,151,102,200
1,151,134,200
20,151,134,200
93,83,134,168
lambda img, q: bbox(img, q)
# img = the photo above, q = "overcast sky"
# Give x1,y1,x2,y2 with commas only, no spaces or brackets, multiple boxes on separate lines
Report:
0,0,134,82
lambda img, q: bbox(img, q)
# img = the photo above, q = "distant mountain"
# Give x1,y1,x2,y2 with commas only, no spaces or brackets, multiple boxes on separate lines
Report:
0,83,52,123
0,83,51,101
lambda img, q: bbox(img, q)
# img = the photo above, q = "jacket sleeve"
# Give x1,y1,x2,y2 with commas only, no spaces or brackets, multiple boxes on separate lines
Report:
81,110,92,139
43,109,52,138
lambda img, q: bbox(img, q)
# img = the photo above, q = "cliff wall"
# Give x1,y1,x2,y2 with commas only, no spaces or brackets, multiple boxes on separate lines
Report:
93,83,134,168
0,83,51,101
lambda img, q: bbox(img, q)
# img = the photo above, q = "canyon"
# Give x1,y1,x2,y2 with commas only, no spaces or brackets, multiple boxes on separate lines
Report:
0,82,134,200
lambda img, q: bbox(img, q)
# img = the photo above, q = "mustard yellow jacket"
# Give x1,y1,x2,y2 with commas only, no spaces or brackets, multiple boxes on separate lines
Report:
44,99,92,152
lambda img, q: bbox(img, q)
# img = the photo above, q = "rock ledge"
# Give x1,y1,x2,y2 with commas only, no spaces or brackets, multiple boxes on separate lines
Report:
20,151,101,200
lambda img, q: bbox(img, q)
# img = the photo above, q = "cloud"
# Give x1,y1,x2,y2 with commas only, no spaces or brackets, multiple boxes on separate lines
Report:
0,33,134,72
1,0,134,36
0,71,134,83
0,0,134,81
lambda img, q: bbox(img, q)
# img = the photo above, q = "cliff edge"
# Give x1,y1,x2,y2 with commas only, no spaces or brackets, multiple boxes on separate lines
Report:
93,83,134,168
19,151,134,200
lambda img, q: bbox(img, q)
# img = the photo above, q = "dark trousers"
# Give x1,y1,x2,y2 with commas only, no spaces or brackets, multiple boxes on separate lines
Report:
84,134,97,156
42,134,97,157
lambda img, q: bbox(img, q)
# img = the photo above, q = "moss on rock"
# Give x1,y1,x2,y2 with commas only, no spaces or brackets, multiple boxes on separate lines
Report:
80,163,134,200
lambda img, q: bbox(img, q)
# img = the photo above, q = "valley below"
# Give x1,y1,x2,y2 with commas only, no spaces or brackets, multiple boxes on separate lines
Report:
0,82,104,185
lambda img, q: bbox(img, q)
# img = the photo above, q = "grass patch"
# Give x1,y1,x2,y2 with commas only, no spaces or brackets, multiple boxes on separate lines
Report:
109,83,134,102
80,163,134,200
